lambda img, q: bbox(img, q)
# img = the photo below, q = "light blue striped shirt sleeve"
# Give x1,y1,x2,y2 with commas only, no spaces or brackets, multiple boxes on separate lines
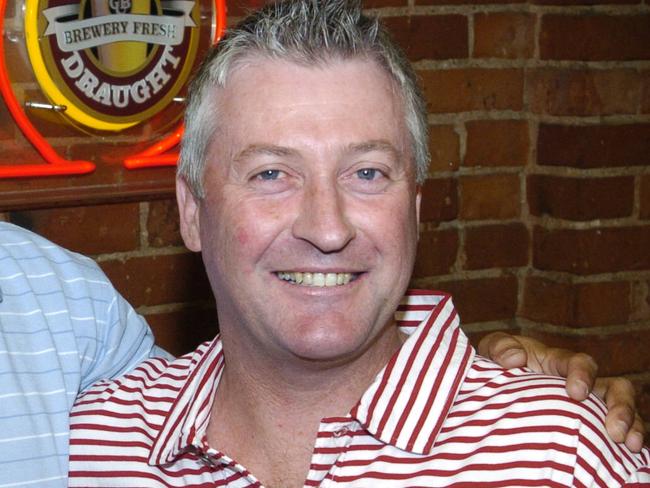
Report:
0,222,172,487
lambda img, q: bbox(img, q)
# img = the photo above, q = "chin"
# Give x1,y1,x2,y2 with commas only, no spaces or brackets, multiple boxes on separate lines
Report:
283,326,372,365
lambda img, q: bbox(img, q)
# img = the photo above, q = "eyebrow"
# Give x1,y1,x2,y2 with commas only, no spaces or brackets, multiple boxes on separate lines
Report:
232,139,402,163
233,144,299,163
344,140,401,160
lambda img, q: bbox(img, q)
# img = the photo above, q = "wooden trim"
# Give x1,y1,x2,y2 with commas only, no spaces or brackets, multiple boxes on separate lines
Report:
0,164,177,211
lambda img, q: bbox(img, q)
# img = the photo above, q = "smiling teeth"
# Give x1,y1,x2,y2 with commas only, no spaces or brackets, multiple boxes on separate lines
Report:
276,272,353,287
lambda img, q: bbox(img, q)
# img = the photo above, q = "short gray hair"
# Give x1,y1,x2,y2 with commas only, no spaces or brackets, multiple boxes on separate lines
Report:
178,0,430,197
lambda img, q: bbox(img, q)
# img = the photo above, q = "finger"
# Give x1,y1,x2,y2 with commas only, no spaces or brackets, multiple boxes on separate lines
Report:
561,353,598,401
625,413,646,453
605,403,635,444
477,332,527,369
511,338,597,400
597,378,637,444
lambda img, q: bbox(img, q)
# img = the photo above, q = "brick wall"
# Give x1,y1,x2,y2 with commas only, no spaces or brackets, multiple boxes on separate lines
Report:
1,0,649,425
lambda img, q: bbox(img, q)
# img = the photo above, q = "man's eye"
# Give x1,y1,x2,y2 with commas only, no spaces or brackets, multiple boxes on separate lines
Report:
356,168,380,180
256,169,282,181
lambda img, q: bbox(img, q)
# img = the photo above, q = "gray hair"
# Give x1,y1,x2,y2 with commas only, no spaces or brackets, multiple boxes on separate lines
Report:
178,0,430,197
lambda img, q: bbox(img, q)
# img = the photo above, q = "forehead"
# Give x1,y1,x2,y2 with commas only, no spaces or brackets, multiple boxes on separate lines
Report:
208,56,408,151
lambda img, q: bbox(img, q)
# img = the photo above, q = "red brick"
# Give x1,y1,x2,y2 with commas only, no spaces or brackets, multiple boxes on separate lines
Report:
537,124,650,169
642,70,650,113
148,199,183,247
227,0,410,16
465,120,528,167
413,228,459,277
146,306,218,357
419,178,458,223
364,0,408,6
8,203,140,255
534,0,639,3
419,69,524,113
522,277,631,328
437,276,518,323
527,175,634,221
630,280,650,322
0,141,39,166
523,278,632,328
460,174,520,220
524,328,650,376
473,12,535,59
464,223,528,269
417,0,524,4
574,281,631,327
100,252,213,307
521,276,573,326
428,125,460,173
527,69,643,116
533,226,650,275
641,176,650,220
225,0,271,17
631,378,650,434
383,15,468,61
540,14,650,61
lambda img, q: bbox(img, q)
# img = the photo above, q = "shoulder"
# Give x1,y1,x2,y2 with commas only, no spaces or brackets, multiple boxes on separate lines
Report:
450,355,650,486
71,354,183,443
0,223,116,486
69,339,219,465
71,340,216,422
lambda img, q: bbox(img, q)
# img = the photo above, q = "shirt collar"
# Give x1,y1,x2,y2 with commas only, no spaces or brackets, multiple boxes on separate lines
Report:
149,338,226,465
149,290,474,464
350,290,474,454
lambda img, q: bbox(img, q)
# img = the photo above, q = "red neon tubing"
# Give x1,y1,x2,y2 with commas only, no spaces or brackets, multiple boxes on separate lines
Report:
124,0,226,169
0,0,95,178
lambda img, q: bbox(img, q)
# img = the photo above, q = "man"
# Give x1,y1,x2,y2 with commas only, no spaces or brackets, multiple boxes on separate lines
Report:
0,224,642,488
68,1,649,486
0,231,643,488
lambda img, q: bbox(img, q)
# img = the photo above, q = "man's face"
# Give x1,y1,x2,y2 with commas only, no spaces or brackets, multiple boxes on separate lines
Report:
178,57,421,365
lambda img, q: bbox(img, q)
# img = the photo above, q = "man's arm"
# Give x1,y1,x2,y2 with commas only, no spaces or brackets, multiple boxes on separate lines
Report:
0,222,169,487
78,284,172,392
479,332,646,452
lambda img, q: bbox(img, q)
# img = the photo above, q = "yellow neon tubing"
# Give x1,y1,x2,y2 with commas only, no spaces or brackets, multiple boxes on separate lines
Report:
25,0,137,131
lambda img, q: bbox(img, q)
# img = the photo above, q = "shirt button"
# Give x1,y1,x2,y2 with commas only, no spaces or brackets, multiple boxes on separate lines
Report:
333,427,349,438
199,452,217,468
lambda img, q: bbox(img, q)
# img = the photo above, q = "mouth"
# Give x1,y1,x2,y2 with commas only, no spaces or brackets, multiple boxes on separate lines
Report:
275,271,359,287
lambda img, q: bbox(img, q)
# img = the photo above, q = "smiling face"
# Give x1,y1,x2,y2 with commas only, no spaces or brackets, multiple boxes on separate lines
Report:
177,57,421,367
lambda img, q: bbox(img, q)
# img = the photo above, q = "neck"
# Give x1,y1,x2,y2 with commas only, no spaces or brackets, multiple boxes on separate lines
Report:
205,325,403,483
217,323,403,422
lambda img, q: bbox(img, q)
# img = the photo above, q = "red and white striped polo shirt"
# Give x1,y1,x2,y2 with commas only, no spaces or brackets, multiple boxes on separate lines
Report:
69,290,650,487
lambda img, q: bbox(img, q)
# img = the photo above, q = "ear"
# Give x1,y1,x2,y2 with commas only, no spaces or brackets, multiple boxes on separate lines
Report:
176,176,202,252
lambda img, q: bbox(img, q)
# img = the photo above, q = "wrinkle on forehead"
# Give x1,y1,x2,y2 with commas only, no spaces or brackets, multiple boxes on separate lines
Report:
204,56,412,178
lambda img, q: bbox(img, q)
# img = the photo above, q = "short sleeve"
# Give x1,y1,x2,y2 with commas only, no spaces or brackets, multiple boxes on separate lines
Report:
77,280,173,391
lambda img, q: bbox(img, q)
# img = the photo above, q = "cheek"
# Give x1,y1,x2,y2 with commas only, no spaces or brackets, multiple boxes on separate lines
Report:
236,227,250,246
368,196,419,264
225,201,289,271
365,195,416,237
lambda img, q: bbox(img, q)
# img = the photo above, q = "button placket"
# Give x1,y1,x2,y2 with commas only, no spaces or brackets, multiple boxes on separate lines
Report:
199,451,218,468
192,442,263,485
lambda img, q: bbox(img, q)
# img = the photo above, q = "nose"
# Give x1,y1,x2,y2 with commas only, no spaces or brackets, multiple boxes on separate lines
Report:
292,178,356,253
